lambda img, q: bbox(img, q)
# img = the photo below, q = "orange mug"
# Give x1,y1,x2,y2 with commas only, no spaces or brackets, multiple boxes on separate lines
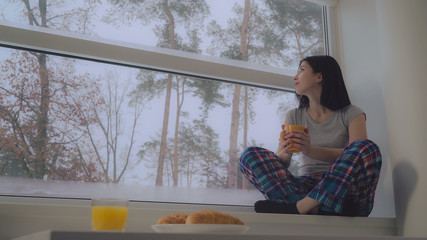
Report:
280,125,305,153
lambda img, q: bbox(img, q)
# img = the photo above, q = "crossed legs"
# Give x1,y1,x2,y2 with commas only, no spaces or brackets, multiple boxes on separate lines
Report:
239,139,382,216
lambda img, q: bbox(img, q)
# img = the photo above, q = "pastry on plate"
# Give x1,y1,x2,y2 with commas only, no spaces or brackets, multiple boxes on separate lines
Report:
186,209,244,225
157,213,188,224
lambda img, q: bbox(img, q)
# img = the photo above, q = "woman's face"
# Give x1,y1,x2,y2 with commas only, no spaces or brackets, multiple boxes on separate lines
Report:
293,61,322,96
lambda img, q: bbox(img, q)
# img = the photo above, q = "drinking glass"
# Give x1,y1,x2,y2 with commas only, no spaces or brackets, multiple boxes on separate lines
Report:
91,198,129,231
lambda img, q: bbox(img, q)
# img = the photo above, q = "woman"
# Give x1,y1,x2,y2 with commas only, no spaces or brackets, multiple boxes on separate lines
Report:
240,55,382,216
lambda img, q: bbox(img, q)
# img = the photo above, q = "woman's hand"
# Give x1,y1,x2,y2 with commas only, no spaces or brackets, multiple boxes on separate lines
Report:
283,125,312,156
276,125,293,168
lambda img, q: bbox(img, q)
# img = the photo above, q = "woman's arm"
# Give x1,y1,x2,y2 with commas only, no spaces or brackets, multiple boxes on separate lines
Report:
287,113,367,163
348,113,367,143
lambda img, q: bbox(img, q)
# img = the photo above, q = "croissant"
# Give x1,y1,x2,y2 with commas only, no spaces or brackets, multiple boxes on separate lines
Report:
172,213,189,219
185,209,244,225
157,213,188,224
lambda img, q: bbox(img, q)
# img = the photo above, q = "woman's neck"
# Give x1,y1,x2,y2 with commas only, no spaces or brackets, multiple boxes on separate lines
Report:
306,99,335,124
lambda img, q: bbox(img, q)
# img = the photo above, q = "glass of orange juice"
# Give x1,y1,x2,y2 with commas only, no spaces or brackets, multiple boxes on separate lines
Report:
91,198,129,231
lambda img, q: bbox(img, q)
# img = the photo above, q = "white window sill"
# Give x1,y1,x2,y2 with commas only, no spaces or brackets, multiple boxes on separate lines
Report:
1,196,396,240
13,229,405,240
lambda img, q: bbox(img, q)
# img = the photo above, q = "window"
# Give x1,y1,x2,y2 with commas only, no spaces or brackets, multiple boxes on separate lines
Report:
0,0,327,206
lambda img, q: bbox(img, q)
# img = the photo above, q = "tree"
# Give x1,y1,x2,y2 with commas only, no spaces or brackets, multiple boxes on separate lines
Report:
138,119,225,188
179,119,226,188
80,71,144,183
0,0,102,180
105,0,229,186
207,1,287,189
0,51,102,181
264,0,324,60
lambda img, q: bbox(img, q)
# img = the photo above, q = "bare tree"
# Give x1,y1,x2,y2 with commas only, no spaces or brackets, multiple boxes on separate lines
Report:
0,0,103,180
104,1,232,187
82,72,143,183
0,52,102,180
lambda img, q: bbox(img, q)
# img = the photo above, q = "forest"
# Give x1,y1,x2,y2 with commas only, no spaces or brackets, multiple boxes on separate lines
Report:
0,0,324,190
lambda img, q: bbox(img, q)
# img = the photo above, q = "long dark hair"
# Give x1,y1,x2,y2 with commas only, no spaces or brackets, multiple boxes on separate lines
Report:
297,55,351,111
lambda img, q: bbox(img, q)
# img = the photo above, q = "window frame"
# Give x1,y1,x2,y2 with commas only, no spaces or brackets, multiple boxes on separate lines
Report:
0,21,294,91
0,1,337,210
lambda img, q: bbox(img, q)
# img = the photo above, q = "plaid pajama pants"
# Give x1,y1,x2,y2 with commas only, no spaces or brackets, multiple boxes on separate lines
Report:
239,139,382,216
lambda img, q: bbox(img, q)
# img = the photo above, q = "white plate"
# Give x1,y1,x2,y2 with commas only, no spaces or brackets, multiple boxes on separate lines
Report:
151,224,250,234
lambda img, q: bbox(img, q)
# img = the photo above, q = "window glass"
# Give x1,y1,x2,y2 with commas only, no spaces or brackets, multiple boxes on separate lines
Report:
0,0,324,205
0,0,324,70
0,46,298,204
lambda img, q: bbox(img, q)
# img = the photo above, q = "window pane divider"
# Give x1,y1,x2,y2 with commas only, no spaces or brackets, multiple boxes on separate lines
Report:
0,21,294,91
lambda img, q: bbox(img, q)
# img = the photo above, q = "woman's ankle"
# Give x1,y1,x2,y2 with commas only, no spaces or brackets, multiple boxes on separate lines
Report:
296,197,321,214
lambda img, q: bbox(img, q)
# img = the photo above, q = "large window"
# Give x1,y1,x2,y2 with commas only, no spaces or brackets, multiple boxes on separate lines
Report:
0,0,327,206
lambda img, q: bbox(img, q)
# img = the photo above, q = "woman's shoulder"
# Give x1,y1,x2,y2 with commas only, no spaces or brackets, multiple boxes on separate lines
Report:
339,104,365,124
340,104,364,114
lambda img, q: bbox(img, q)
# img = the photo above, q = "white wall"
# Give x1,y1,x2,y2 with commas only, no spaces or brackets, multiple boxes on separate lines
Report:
336,0,395,218
375,0,427,237
338,0,427,237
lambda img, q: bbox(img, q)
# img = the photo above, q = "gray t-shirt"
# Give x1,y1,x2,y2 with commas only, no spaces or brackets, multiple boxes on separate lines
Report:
286,105,365,176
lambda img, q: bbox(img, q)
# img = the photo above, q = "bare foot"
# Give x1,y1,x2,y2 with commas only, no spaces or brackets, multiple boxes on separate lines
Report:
296,197,321,214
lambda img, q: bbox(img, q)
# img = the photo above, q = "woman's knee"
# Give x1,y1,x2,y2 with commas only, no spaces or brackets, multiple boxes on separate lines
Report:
242,146,260,154
348,139,375,148
344,139,382,168
240,146,261,165
239,146,277,173
240,146,255,164
347,139,380,156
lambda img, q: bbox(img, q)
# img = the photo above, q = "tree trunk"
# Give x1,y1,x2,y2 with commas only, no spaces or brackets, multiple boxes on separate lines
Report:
33,0,49,179
228,85,241,189
172,79,184,186
239,0,250,62
156,74,172,186
227,0,250,189
156,0,176,186
242,86,249,190
34,56,49,179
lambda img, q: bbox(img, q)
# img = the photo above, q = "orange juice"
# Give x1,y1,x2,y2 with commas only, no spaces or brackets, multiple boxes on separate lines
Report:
91,206,128,231
284,125,305,153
